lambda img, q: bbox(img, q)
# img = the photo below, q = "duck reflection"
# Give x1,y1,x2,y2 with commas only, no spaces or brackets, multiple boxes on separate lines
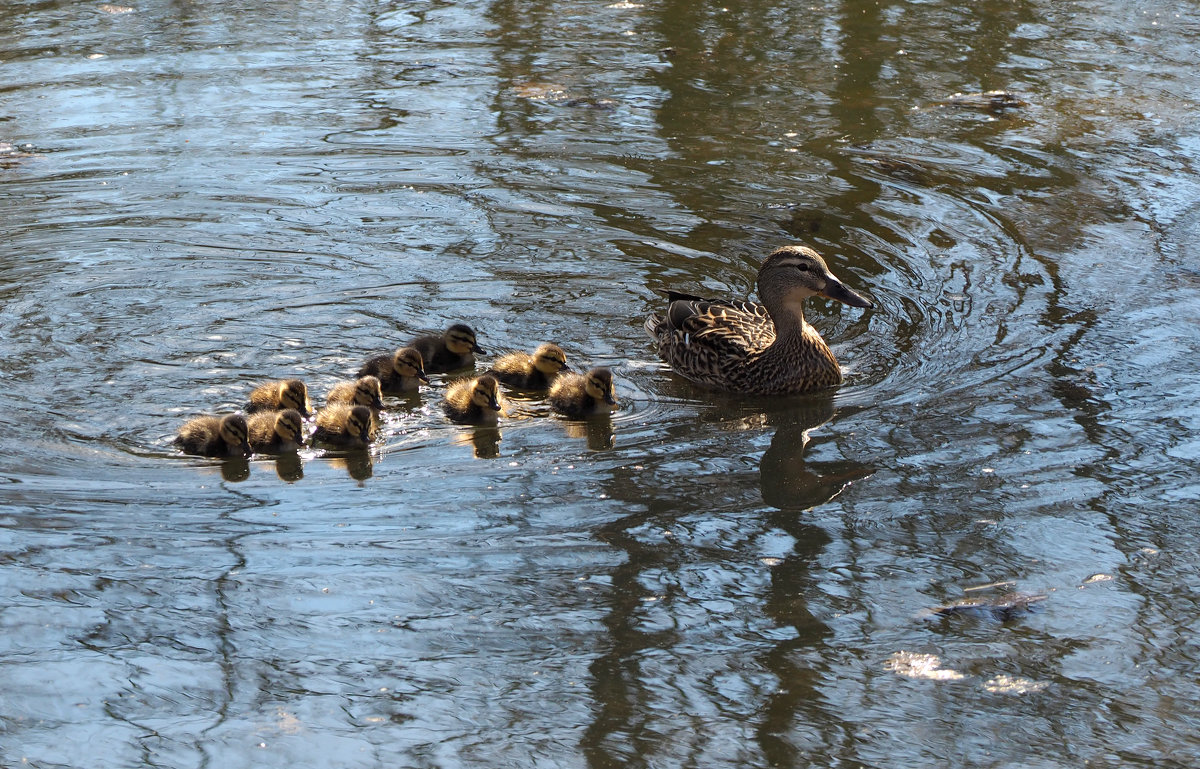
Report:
218,457,250,482
450,426,502,459
757,394,875,512
272,452,304,483
562,415,615,451
326,450,373,481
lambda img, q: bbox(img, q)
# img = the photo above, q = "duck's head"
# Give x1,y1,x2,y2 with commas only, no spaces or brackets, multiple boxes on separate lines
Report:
278,379,313,417
472,375,502,412
347,405,373,443
219,414,252,457
758,245,874,314
585,367,618,406
392,347,430,383
354,376,385,409
274,409,305,446
532,343,569,375
446,323,486,355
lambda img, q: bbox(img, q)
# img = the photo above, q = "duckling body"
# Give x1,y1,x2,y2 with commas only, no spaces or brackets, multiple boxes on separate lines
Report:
549,367,618,418
409,323,485,373
312,404,375,450
487,343,569,390
645,245,873,395
357,347,428,394
327,376,385,410
175,413,251,457
442,375,503,425
247,409,305,454
246,379,313,417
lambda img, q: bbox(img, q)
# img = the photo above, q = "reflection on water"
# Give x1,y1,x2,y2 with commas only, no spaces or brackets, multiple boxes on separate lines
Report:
5,0,1200,765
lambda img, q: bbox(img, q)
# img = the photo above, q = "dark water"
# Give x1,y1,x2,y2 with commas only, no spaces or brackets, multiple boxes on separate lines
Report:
4,0,1200,766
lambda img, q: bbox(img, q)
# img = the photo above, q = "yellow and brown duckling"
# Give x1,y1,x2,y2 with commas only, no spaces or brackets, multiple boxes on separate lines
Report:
644,244,873,395
245,379,313,417
175,413,252,458
409,323,485,373
247,408,305,454
311,404,375,450
442,374,503,425
357,347,428,394
549,367,618,418
326,375,385,410
486,343,570,390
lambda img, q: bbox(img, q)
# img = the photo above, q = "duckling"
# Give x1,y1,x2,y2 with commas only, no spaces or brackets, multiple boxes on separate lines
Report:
357,347,429,394
549,367,618,418
409,323,486,373
247,409,305,454
486,343,570,390
175,413,252,457
442,374,503,425
327,375,386,410
644,244,873,395
246,379,313,417
311,404,375,450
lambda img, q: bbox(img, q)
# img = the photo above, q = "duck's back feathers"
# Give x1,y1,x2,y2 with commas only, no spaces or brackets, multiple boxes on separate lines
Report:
176,414,251,457
247,409,305,454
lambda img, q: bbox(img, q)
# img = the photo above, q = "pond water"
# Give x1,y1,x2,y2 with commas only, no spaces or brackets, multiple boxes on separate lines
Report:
4,0,1200,766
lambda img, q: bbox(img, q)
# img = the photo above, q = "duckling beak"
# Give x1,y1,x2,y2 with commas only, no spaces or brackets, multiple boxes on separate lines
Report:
488,395,501,411
372,396,385,409
472,343,487,355
417,369,430,383
559,363,573,373
604,391,617,406
240,441,253,458
820,277,874,309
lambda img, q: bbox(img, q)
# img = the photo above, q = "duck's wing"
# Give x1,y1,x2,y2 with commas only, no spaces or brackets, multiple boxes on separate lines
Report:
659,296,776,354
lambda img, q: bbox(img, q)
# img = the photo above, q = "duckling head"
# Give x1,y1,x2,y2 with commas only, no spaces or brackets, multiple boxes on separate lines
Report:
446,323,486,355
347,405,373,443
532,343,569,375
584,368,618,406
278,379,313,417
219,414,252,457
472,375,502,412
759,245,874,315
274,409,305,445
392,347,430,383
355,376,385,409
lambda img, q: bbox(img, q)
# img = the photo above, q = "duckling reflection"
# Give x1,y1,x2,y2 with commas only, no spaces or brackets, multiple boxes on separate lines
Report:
218,457,251,483
755,394,875,512
450,426,502,459
561,416,615,450
273,452,304,482
327,451,374,481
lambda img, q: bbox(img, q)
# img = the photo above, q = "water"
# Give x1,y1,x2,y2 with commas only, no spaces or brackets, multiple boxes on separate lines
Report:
4,0,1200,766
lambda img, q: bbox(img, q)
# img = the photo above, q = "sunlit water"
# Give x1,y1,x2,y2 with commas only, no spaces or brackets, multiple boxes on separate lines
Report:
4,0,1200,766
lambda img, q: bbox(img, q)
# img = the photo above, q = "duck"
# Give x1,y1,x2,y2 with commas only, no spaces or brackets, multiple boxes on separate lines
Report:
357,346,429,394
486,343,570,390
175,413,252,457
549,367,618,418
409,323,485,373
247,409,305,454
311,404,375,450
245,379,313,417
644,244,874,395
326,375,385,410
442,374,503,425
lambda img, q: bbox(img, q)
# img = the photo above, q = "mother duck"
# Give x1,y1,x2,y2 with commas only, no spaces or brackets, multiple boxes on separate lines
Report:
645,245,874,395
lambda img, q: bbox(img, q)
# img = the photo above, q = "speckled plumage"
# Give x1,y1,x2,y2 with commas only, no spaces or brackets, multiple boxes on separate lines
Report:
247,409,305,454
175,413,251,457
548,367,618,418
487,343,569,390
645,245,873,395
409,323,485,373
442,375,503,425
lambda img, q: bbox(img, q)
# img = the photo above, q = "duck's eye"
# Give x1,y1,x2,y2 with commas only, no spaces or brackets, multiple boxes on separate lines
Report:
795,263,809,272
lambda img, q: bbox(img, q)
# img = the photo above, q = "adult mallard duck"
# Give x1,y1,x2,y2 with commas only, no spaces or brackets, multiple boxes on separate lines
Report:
487,343,570,390
645,245,873,395
408,323,485,373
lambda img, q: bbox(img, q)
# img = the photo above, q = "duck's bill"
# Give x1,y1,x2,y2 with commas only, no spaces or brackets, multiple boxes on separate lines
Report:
472,344,487,354
559,363,573,373
821,278,874,309
604,392,617,405
489,398,502,411
240,443,253,458
417,370,431,383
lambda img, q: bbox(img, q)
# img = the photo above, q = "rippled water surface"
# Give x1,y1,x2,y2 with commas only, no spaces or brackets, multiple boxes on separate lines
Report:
5,0,1200,766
